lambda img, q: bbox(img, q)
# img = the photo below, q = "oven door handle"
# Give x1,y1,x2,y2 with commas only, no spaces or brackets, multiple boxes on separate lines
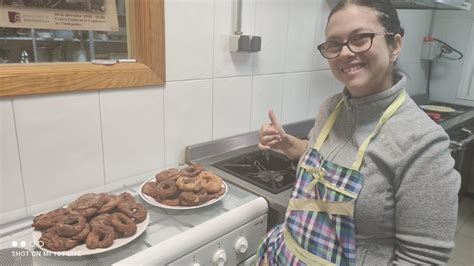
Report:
450,134,474,151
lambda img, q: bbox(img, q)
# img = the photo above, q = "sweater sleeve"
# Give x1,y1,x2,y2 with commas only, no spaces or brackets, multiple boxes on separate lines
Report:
392,129,460,265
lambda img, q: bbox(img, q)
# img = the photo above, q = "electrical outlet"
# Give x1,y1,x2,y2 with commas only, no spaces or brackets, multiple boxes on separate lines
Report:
251,36,261,52
230,35,261,52
230,35,251,52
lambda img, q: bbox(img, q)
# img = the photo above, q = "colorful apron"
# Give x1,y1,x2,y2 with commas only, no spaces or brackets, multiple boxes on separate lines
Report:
256,90,406,266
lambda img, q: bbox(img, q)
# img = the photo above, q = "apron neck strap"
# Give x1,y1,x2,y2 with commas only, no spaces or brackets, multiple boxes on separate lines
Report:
313,90,407,171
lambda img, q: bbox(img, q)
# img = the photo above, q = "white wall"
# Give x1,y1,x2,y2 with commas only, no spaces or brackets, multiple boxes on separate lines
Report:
429,7,474,106
0,0,432,222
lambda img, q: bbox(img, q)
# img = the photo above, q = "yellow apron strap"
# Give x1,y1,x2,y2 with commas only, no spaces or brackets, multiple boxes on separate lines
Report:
351,90,406,171
301,164,358,199
288,198,354,216
314,99,344,150
283,226,336,266
301,164,326,193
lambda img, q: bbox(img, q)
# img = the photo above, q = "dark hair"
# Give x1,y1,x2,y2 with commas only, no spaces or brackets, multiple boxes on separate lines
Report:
328,0,405,77
328,0,405,48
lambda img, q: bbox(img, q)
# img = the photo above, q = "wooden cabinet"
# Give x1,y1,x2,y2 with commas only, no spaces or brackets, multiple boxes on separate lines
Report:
0,0,165,97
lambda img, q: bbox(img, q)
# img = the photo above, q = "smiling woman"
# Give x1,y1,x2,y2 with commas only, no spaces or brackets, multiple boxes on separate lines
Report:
256,0,460,265
0,0,165,97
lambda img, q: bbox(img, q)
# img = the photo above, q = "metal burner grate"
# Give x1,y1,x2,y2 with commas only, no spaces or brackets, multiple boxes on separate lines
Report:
213,150,298,194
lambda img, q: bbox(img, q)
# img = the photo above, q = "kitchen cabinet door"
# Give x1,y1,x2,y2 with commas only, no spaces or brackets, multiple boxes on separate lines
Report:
456,20,474,101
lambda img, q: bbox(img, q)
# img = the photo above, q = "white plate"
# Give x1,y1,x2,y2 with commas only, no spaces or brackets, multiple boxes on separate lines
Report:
419,105,457,113
32,212,149,256
139,176,227,210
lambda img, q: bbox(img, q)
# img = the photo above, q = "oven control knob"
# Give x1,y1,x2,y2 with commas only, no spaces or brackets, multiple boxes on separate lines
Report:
234,237,249,254
212,249,227,266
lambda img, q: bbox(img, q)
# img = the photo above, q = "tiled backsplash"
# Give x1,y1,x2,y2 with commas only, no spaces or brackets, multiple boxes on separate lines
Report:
0,0,433,222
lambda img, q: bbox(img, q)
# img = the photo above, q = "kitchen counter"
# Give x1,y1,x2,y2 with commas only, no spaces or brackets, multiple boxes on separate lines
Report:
412,93,474,130
0,170,265,265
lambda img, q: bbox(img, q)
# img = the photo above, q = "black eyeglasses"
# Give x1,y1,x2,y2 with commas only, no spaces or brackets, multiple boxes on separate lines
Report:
317,32,395,59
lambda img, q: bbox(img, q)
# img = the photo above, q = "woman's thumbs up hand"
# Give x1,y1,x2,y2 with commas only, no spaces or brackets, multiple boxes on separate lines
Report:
258,109,309,160
258,109,288,151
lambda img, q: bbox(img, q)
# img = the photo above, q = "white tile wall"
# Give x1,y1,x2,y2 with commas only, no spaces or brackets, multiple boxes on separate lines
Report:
1,100,26,217
1,1,434,220
165,0,214,81
251,74,285,130
285,0,319,72
282,72,312,124
13,92,104,206
400,62,430,95
213,77,252,139
100,87,165,183
164,80,213,165
253,0,290,75
312,1,332,71
308,70,341,118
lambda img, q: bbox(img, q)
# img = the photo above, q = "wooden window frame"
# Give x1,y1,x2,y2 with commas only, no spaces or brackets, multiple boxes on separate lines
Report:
0,0,165,97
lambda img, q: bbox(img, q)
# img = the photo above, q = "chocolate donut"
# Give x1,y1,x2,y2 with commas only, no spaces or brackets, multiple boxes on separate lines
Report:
179,164,204,177
75,207,98,219
160,197,180,206
117,192,136,205
40,227,78,251
155,168,180,183
85,225,115,249
32,208,71,230
69,193,106,211
117,202,147,223
90,213,112,228
97,195,120,214
71,223,90,242
142,181,159,199
156,180,178,199
111,212,137,237
55,214,86,237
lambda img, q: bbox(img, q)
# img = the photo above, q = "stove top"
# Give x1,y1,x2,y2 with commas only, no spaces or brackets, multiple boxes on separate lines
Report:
421,102,474,123
212,149,298,194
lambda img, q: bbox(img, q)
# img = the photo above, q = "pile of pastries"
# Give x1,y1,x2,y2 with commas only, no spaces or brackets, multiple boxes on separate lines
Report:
142,163,225,207
32,192,147,251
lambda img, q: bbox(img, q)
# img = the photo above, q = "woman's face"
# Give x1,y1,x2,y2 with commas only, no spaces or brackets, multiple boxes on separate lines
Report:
325,5,401,97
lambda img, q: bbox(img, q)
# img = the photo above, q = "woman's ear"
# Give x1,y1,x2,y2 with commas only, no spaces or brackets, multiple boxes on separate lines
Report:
390,34,402,63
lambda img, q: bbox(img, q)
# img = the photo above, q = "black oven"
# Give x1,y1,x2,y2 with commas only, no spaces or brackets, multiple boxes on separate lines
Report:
448,118,474,198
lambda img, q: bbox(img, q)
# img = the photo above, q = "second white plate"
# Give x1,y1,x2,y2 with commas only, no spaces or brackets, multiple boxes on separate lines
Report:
139,176,227,210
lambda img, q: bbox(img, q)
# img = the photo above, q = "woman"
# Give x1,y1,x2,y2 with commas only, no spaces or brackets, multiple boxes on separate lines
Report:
256,0,460,265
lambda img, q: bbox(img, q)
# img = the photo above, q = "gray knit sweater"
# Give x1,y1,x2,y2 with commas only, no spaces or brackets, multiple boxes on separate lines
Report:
306,74,460,265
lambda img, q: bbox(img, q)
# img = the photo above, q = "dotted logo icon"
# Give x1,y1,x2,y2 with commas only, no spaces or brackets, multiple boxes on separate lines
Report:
11,241,18,247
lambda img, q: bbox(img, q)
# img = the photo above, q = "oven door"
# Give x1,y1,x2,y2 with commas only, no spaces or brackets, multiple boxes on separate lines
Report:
450,126,474,198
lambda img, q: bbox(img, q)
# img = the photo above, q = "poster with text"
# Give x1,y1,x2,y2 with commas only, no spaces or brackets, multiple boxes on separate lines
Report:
0,0,118,31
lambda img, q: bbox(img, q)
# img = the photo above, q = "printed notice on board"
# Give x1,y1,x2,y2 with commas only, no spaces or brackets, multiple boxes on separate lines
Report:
0,0,118,31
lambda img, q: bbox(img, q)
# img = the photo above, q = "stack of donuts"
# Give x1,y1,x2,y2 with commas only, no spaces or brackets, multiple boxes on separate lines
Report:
142,163,225,207
32,192,147,251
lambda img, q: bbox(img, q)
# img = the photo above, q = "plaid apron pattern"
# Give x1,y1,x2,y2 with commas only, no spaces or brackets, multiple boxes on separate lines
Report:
256,147,363,265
